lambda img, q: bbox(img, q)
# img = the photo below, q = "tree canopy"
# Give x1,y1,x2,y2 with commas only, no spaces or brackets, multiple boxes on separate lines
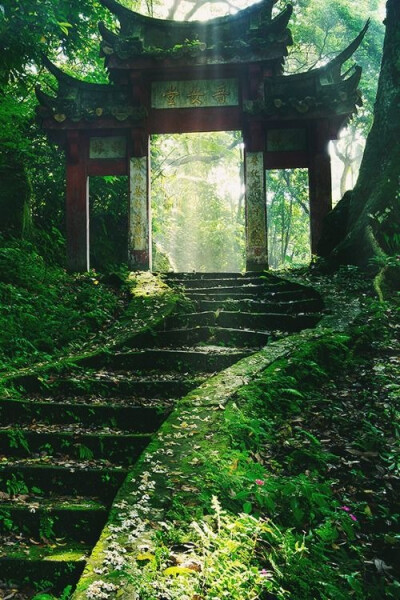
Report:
321,0,400,278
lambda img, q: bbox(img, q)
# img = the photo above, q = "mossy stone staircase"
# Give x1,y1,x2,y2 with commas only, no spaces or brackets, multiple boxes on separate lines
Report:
0,272,323,595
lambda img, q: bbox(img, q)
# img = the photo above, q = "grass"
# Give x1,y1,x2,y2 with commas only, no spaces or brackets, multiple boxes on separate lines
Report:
0,237,124,373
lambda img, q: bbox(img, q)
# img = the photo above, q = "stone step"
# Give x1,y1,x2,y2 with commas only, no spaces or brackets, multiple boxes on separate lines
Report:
165,276,293,289
163,271,287,283
90,348,251,373
162,271,244,280
0,460,126,502
192,297,324,313
0,538,88,590
0,428,152,464
0,398,170,430
129,326,275,348
181,284,282,295
184,288,318,301
163,271,253,280
0,270,323,595
14,372,207,398
163,311,321,331
0,498,107,543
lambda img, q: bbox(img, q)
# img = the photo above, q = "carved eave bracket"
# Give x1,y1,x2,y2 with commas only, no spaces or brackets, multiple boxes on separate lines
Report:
245,21,369,126
35,56,147,129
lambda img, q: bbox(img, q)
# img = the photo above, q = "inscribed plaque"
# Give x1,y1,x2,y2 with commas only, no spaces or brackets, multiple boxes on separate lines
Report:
151,79,239,109
90,136,127,159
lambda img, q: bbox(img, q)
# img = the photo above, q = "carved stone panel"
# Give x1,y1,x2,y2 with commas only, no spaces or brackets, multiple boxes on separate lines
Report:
89,136,127,159
245,152,267,268
129,157,149,261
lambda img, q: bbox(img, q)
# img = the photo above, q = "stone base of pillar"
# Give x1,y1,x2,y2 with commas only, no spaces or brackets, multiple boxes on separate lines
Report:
128,249,151,271
246,260,268,272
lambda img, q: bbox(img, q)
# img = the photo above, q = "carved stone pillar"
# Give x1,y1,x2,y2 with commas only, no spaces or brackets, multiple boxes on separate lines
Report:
128,131,151,270
245,151,268,271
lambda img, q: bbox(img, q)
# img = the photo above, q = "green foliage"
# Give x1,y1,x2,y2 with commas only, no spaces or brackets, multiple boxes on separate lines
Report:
0,508,16,532
6,473,29,498
0,159,32,238
129,319,398,600
39,515,56,542
0,237,122,372
151,132,245,272
7,428,30,453
77,443,94,460
89,176,129,269
267,169,311,268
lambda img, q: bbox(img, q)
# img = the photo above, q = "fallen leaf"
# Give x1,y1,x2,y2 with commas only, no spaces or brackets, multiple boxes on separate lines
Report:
164,566,197,576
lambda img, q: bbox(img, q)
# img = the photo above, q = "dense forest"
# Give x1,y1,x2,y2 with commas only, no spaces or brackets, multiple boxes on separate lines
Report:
0,1,399,599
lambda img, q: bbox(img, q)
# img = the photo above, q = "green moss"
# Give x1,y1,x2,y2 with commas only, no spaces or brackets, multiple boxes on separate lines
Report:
1,543,88,562
0,270,184,394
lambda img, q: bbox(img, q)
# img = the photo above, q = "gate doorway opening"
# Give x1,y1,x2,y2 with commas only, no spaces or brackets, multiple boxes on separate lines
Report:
266,169,311,270
151,131,245,273
89,176,128,269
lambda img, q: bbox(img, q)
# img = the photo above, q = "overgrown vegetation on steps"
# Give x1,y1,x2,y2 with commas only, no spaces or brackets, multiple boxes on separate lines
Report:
0,246,191,596
0,238,121,372
2,269,321,595
0,237,184,387
74,280,399,600
0,238,398,599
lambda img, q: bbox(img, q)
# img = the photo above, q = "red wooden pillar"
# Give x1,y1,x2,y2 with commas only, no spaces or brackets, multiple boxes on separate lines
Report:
128,129,151,271
244,120,268,272
66,131,89,272
308,122,333,255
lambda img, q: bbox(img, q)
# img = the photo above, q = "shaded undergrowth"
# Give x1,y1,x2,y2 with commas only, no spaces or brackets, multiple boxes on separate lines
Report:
0,238,125,373
0,238,185,389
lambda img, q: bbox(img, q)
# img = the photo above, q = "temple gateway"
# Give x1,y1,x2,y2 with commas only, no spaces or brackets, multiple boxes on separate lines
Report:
36,0,368,272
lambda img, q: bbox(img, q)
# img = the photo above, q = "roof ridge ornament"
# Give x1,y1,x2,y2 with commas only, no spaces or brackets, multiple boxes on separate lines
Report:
99,0,276,25
327,19,370,79
40,54,115,91
99,0,277,29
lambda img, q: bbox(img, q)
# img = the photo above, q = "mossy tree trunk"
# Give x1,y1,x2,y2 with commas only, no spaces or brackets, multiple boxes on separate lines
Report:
320,0,400,268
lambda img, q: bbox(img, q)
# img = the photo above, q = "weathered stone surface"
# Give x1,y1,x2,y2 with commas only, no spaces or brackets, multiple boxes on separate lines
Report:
72,276,354,599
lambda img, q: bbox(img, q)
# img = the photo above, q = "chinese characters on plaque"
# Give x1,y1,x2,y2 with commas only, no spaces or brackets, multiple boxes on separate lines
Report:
152,79,239,109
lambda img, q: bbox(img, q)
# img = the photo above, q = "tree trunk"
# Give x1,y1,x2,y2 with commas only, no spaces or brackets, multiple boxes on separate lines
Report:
320,0,400,269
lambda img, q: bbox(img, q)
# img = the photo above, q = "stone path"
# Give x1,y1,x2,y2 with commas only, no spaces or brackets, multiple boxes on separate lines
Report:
0,272,323,595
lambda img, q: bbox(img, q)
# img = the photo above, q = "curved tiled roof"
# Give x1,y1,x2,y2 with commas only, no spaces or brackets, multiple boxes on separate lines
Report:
245,22,369,122
36,56,145,125
35,5,367,130
98,0,293,65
